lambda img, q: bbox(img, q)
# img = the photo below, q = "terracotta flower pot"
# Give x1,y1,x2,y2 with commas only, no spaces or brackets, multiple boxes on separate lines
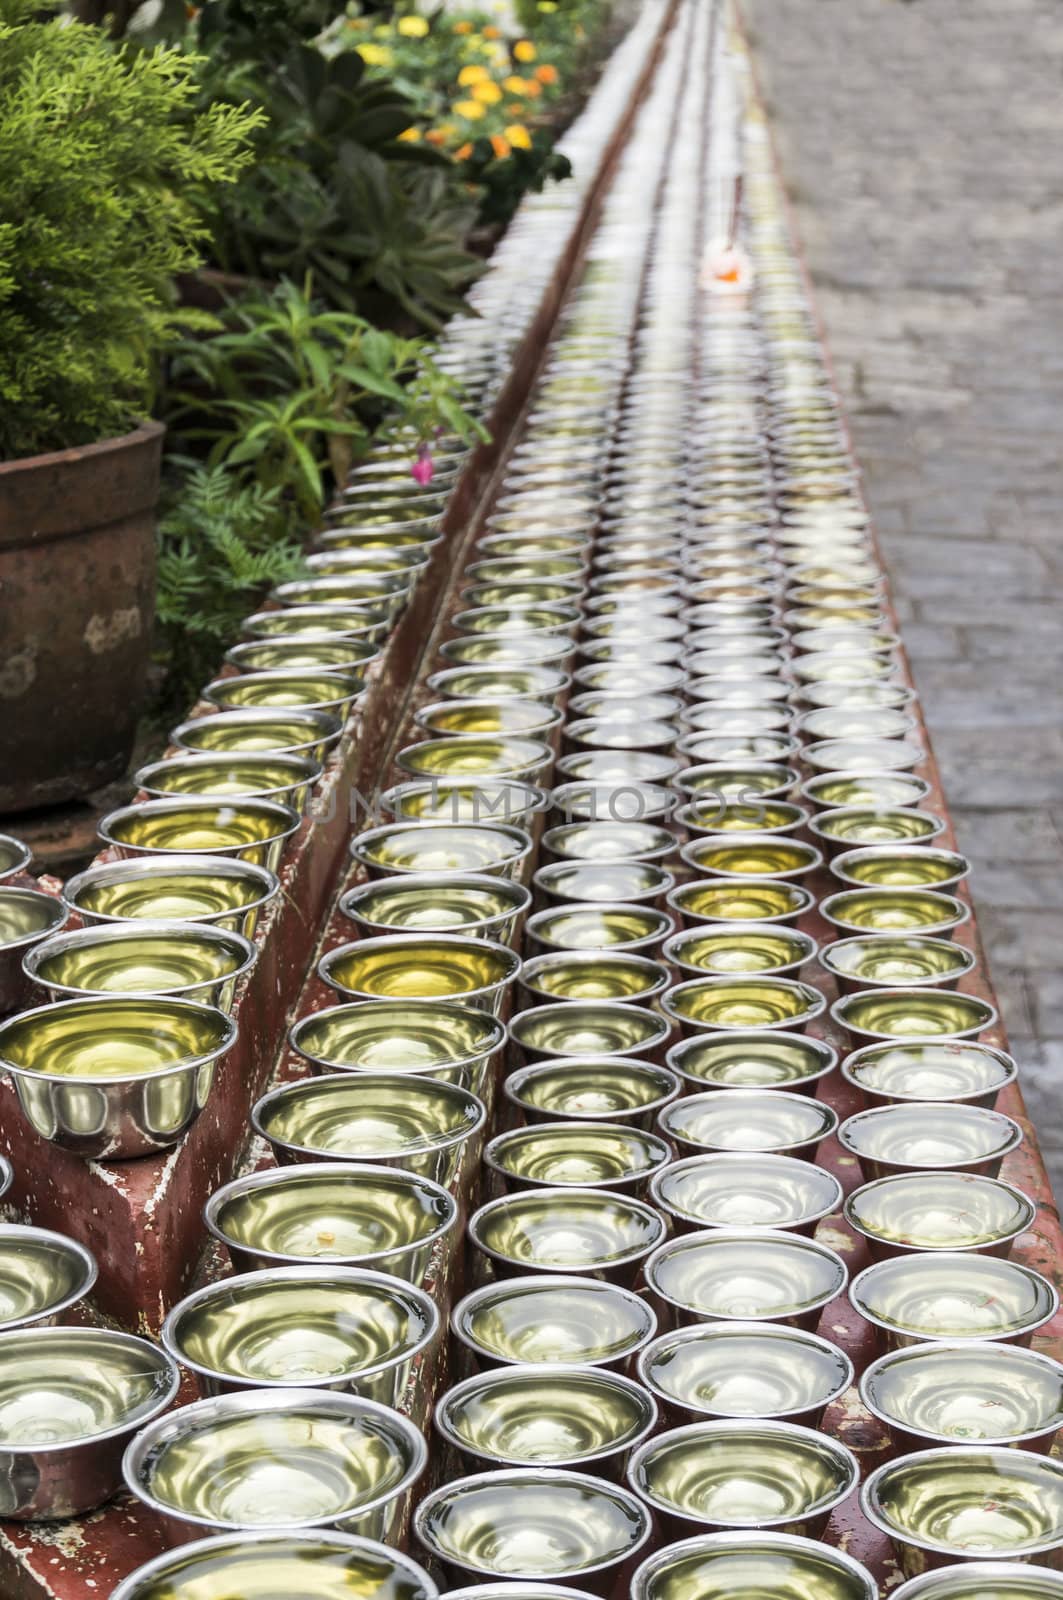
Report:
0,421,163,812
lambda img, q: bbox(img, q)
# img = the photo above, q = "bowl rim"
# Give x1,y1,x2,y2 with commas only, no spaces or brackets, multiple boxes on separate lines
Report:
524,901,675,952
502,1057,682,1122
847,1251,1060,1341
314,518,442,545
62,854,279,924
830,988,998,1043
625,1415,860,1526
666,879,816,925
859,1443,1063,1557
339,872,531,937
171,707,343,754
661,923,817,978
820,888,971,937
0,886,69,953
201,669,362,717
273,572,412,606
251,1070,487,1162
818,934,976,987
858,1339,1063,1446
518,949,670,1004
801,734,924,771
829,844,971,891
467,555,589,582
507,999,673,1056
350,819,534,874
657,1086,840,1154
413,1466,654,1578
660,975,828,1032
673,799,808,838
241,604,390,642
643,1227,849,1319
0,1221,98,1329
122,1385,428,1532
549,781,678,822
415,697,565,738
379,780,549,823
799,769,932,809
134,749,323,801
678,835,823,879
24,918,258,999
0,994,237,1085
306,545,432,573
837,1101,1023,1168
109,1530,439,1600
665,1029,838,1091
98,796,301,856
394,733,555,782
888,1563,1063,1600
204,1160,458,1268
843,1170,1037,1253
441,1585,601,1599
630,1528,877,1600
451,603,582,635
289,998,505,1075
161,1262,440,1389
0,1324,178,1450
427,663,573,698
440,632,576,667
0,835,32,881
807,806,946,848
556,749,681,783
648,1150,844,1231
483,1120,673,1189
839,1039,1018,1104
635,1319,854,1419
449,1273,658,1367
318,931,521,1004
541,818,677,863
468,1186,668,1274
432,1362,660,1468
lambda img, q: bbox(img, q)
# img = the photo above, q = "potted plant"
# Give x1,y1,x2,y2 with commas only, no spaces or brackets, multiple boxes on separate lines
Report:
0,0,260,812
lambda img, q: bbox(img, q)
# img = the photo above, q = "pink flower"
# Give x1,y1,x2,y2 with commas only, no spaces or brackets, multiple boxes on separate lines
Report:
411,444,434,486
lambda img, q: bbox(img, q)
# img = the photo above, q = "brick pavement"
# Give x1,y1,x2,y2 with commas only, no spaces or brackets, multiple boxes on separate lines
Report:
740,0,1063,1185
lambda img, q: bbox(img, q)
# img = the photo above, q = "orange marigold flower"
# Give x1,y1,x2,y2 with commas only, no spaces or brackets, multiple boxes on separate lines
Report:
425,128,448,144
513,38,536,61
483,24,501,37
455,141,474,160
490,133,511,158
535,63,559,84
454,19,474,31
522,78,542,96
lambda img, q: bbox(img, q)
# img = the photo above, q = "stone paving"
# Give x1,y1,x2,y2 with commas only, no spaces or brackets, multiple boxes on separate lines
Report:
740,0,1063,1187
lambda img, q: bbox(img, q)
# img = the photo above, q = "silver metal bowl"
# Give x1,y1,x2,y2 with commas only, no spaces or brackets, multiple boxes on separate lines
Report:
0,995,237,1158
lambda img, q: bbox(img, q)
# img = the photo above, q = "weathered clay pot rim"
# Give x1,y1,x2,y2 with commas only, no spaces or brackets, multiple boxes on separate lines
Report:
0,420,164,545
0,419,163,478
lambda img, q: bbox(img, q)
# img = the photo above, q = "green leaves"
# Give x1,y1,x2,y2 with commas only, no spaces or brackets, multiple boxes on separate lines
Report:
0,7,261,458
154,461,306,705
203,38,481,328
162,275,484,516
